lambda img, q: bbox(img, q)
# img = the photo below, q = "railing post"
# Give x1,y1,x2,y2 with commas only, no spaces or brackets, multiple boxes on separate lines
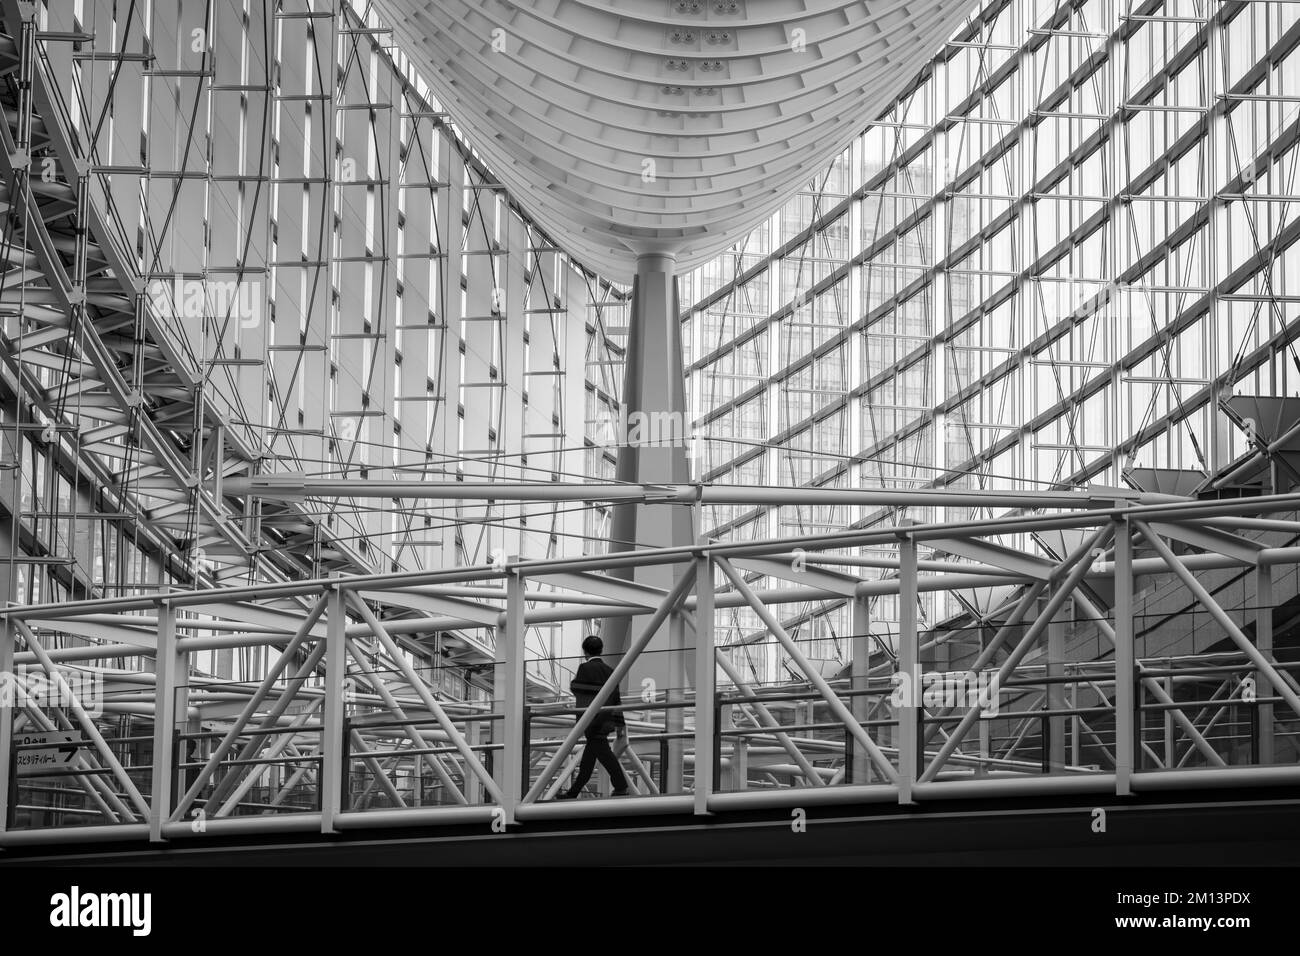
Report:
150,593,183,842
1114,515,1134,795
898,522,918,804
498,558,525,822
693,542,715,815
321,575,346,832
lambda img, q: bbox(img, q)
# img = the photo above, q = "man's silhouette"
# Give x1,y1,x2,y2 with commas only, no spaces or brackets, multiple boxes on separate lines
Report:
556,635,629,799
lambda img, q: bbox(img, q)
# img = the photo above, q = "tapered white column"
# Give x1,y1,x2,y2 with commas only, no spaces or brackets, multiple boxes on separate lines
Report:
602,253,695,690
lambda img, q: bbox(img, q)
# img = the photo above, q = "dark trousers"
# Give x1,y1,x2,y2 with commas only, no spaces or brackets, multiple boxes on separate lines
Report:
568,730,628,794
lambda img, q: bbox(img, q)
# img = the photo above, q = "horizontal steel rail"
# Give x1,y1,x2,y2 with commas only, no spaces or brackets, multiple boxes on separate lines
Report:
2,495,1298,848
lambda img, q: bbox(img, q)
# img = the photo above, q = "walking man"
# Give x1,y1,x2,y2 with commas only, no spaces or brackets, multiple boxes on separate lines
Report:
557,635,630,798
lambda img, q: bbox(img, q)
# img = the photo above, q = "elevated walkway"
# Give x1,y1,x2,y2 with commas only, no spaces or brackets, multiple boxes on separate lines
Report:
5,492,1300,856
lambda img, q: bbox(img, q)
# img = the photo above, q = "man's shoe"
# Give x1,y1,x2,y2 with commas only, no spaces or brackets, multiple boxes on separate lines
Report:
611,788,630,797
554,790,578,800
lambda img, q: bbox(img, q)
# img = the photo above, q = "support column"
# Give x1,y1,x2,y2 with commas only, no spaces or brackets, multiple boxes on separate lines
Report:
603,252,694,693
898,524,918,803
851,593,872,784
498,561,526,821
0,420,13,832
1114,517,1134,795
150,595,185,842
731,708,747,791
1204,0,1236,475
1047,599,1067,773
0,610,13,833
321,579,347,832
666,610,686,792
1256,562,1274,765
693,544,715,815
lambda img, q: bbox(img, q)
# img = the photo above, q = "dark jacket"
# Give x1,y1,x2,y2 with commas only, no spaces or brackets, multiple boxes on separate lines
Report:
570,657,626,736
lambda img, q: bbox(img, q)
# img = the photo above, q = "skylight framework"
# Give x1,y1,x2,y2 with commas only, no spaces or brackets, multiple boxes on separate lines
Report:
683,0,1300,663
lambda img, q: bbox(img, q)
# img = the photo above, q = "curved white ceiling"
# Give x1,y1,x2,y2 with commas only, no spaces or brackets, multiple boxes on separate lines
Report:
373,0,981,282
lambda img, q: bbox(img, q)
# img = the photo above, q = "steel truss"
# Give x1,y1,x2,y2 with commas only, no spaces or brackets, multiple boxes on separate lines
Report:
3,488,1299,847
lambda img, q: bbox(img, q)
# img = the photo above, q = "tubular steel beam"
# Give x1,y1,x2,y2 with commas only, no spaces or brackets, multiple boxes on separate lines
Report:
850,594,873,785
715,557,899,785
218,699,323,818
13,618,153,819
149,595,184,842
897,526,919,803
10,490,1300,627
714,650,826,788
320,582,347,832
347,733,407,809
0,610,13,833
918,525,1114,783
498,562,527,822
16,702,128,822
170,595,329,820
347,592,504,806
1071,587,1227,767
1256,563,1276,764
523,564,697,805
1114,518,1135,794
221,477,1150,510
343,638,468,805
666,611,687,793
1137,521,1300,720
919,579,1051,747
203,639,332,813
693,548,715,815
2,493,1299,847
